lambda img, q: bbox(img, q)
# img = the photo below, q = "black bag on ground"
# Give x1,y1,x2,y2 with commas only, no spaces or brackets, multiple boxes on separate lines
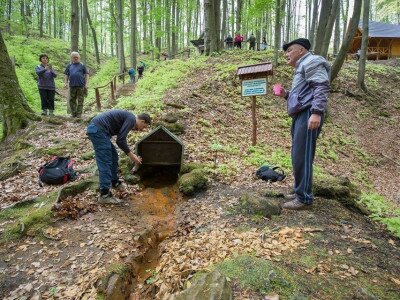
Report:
256,165,286,182
39,156,77,185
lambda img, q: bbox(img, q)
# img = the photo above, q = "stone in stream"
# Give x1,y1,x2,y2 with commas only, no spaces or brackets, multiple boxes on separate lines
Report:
171,270,232,300
178,168,208,195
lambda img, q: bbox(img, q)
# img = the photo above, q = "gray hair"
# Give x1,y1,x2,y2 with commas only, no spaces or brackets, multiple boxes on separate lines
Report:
70,51,80,57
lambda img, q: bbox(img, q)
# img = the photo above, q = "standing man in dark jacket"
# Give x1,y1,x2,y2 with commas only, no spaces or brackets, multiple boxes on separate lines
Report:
35,54,57,116
248,34,256,50
87,110,151,204
274,38,331,210
64,52,89,118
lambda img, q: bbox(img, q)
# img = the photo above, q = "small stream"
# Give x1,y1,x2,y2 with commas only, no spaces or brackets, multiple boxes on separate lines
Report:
132,173,181,284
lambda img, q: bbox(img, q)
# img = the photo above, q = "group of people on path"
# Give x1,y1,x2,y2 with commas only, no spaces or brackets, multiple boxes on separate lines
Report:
36,52,146,117
36,37,330,212
35,51,88,117
224,33,268,50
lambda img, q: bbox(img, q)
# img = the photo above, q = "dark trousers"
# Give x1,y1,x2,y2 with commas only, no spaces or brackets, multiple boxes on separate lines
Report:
291,109,323,204
87,124,119,192
39,89,55,110
234,41,242,49
249,43,256,50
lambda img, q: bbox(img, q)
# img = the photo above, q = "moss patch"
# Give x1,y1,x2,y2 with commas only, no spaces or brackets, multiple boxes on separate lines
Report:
178,169,208,195
215,255,298,297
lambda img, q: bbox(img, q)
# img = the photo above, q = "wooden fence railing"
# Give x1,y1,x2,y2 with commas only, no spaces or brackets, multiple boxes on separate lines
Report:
93,72,127,110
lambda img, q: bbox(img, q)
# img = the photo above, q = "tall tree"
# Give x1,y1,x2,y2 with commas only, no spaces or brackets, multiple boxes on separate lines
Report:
116,0,126,72
130,0,137,69
155,0,162,59
309,0,319,47
314,0,333,54
82,0,88,64
236,0,243,33
273,0,283,66
331,0,362,81
357,0,370,91
84,0,100,65
319,0,340,57
0,31,38,139
39,0,44,37
341,0,350,40
333,0,341,55
71,0,80,51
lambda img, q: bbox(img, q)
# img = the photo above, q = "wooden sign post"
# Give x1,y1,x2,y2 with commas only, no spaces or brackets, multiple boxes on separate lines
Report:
236,63,273,146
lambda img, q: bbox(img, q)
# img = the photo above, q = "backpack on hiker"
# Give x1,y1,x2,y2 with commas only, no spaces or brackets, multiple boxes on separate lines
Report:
256,165,286,183
38,156,78,186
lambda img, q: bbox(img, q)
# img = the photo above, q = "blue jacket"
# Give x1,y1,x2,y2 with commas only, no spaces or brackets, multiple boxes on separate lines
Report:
35,64,57,90
286,53,331,117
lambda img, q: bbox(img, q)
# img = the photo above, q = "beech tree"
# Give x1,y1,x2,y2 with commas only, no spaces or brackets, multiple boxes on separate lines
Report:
0,31,38,139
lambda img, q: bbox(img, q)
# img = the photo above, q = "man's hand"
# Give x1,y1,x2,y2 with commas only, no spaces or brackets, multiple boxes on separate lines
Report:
273,86,287,98
128,151,142,165
308,114,321,130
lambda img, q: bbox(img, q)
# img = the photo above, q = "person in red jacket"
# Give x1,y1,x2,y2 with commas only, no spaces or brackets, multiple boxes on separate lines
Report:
234,32,244,49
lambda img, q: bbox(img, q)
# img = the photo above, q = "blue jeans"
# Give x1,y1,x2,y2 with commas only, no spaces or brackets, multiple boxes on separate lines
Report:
291,109,323,204
87,124,119,191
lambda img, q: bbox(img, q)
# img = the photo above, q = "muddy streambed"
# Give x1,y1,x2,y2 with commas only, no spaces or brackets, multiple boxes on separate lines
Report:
127,173,182,297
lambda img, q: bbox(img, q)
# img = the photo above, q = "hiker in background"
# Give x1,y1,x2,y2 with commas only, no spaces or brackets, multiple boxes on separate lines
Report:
137,61,145,79
355,49,361,61
64,52,89,118
224,34,234,49
273,38,330,210
234,32,244,49
248,33,256,50
35,54,57,116
260,37,267,50
128,67,136,83
87,110,151,204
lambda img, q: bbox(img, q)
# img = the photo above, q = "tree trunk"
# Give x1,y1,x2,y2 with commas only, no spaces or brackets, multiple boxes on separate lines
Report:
39,0,44,37
84,0,100,64
314,0,332,54
273,0,282,66
357,0,369,91
130,0,137,69
319,0,340,57
204,0,211,55
116,0,126,73
221,0,227,49
333,0,340,55
155,0,162,59
53,0,57,38
0,31,38,140
331,0,362,81
82,0,87,64
171,0,177,57
341,0,349,41
6,0,12,34
166,0,171,56
110,0,115,56
236,0,243,33
285,0,291,43
71,0,79,51
309,0,319,48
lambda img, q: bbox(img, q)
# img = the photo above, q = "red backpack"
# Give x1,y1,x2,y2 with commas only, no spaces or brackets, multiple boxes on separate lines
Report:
39,156,77,185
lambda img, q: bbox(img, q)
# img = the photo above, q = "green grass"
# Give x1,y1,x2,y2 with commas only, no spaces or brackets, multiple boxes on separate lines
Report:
117,57,207,114
358,192,400,238
215,255,299,297
244,145,291,171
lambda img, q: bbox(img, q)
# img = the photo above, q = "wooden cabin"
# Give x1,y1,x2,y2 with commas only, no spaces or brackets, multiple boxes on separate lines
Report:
349,21,400,60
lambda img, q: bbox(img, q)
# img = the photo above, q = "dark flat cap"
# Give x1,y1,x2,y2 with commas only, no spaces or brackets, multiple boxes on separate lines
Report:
282,38,311,51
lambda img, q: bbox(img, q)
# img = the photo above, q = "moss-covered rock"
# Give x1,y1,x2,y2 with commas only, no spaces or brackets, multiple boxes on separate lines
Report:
172,270,232,300
179,169,208,195
36,140,81,157
119,156,140,184
164,121,185,135
0,154,27,180
180,162,208,174
313,175,369,214
163,112,183,124
239,193,282,217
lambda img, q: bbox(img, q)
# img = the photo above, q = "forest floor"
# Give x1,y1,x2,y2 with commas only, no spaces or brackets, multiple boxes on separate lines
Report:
1,50,400,300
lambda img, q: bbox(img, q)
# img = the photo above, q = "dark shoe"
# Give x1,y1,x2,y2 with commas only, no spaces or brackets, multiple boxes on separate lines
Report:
41,109,48,115
98,192,122,204
112,180,126,190
282,198,312,210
